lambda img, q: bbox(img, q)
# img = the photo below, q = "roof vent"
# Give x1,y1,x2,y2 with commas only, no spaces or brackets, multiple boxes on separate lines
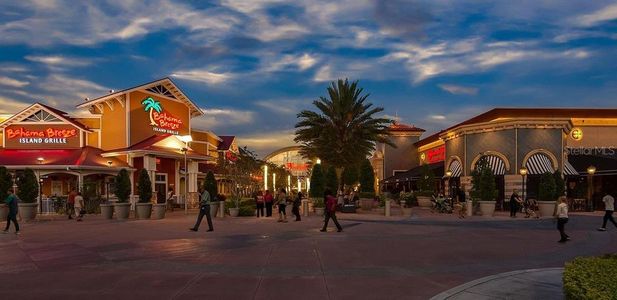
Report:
84,97,89,101
109,89,114,93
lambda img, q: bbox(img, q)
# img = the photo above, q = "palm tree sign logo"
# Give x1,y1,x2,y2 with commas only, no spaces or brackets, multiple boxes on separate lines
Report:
142,97,162,126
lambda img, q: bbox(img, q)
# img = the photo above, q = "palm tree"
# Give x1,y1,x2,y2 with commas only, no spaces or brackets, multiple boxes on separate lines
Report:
141,97,162,125
295,79,393,168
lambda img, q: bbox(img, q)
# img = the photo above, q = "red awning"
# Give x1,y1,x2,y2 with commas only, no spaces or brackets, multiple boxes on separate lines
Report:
0,147,130,169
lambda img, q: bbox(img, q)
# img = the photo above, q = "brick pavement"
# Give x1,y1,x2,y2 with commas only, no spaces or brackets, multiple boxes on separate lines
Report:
1,209,615,299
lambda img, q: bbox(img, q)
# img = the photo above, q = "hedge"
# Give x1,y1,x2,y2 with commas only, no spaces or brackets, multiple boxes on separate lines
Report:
563,254,617,300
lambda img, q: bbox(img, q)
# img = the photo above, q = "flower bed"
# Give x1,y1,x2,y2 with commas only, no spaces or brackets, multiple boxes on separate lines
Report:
563,254,617,299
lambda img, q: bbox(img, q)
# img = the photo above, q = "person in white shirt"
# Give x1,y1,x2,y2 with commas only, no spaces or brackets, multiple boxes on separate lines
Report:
597,192,617,231
74,192,85,222
556,196,569,243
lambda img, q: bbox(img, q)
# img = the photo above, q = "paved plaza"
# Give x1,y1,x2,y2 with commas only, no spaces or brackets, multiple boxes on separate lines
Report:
1,209,616,300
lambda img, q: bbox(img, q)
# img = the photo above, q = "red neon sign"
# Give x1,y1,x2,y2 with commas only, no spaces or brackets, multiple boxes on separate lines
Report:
152,111,183,130
6,127,77,139
426,146,445,163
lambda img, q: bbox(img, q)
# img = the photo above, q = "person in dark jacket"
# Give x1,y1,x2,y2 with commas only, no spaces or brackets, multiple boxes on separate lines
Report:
292,191,302,221
3,190,20,235
509,190,522,217
190,186,213,232
321,189,342,232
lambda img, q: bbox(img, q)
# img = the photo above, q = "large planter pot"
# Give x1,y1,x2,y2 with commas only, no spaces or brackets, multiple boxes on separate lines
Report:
210,202,219,218
152,203,166,219
538,201,557,217
0,204,7,222
315,207,325,216
100,204,114,219
402,207,413,217
478,201,496,217
360,198,374,211
18,203,38,221
285,204,293,216
114,203,131,220
417,196,432,208
229,207,240,217
135,203,153,220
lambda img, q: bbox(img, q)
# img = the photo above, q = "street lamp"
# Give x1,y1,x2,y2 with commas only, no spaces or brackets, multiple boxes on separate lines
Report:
178,134,193,215
316,158,321,164
519,167,528,204
37,157,44,213
587,165,596,211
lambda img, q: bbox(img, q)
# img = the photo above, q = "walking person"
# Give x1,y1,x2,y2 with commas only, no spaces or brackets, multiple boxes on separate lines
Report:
597,191,617,231
556,196,570,243
292,191,302,221
255,190,265,218
190,186,214,232
276,188,288,223
166,187,175,212
67,188,77,219
74,192,85,221
509,190,522,218
264,190,274,217
321,189,343,232
3,190,20,235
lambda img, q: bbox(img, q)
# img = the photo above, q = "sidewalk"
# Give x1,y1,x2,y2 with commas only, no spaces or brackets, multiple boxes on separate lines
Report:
431,268,564,300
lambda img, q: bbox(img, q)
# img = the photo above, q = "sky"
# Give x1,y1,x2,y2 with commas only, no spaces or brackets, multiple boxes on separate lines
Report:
1,0,616,157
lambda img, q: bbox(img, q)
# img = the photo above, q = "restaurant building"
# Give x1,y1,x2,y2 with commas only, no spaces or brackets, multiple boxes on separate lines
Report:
380,108,617,211
0,78,237,208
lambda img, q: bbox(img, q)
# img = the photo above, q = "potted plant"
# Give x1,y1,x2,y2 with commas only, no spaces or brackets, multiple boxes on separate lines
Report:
399,191,415,217
16,168,39,221
358,159,376,210
375,194,386,214
471,157,498,217
416,164,435,208
309,163,325,215
228,195,241,217
537,171,558,217
152,193,167,220
135,169,153,219
0,167,12,222
204,171,219,218
113,168,132,220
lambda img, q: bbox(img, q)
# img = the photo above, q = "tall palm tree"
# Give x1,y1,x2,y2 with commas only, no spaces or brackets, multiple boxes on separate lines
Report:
141,97,162,125
295,79,393,168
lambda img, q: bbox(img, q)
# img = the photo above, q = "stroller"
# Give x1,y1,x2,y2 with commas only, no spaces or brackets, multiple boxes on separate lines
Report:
524,198,539,218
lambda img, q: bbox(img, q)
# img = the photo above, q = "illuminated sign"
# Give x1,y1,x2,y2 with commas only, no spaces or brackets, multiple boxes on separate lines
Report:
142,97,183,135
570,128,583,141
421,145,445,164
6,127,77,144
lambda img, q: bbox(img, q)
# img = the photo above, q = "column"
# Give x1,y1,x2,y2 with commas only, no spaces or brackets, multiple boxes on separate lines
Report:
188,161,199,207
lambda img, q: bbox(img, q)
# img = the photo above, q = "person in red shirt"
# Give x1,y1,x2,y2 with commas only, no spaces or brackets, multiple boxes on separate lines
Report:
67,188,77,220
321,189,343,232
264,190,274,217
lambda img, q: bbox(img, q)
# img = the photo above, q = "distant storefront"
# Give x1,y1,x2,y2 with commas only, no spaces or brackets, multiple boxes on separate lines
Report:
0,78,237,209
378,108,617,211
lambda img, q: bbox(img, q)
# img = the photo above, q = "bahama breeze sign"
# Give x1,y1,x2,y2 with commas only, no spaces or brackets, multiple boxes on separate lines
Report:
141,97,184,135
4,124,80,149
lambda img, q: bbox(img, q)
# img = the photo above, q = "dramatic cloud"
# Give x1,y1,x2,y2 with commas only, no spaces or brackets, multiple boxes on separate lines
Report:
171,70,233,85
574,3,617,26
192,108,255,130
25,55,93,68
235,129,296,157
0,76,29,88
0,96,30,113
438,84,478,95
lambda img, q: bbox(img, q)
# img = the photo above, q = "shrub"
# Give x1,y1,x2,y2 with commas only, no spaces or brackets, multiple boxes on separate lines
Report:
539,172,556,201
342,165,358,188
137,169,152,203
238,206,255,216
400,192,417,207
204,171,218,201
17,168,38,203
553,170,566,199
309,164,324,198
114,168,131,203
471,157,497,202
0,166,12,203
563,254,617,299
359,159,375,196
325,166,339,192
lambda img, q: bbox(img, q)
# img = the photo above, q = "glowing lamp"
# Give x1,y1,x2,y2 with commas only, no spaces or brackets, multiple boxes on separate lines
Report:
519,167,528,176
587,165,596,175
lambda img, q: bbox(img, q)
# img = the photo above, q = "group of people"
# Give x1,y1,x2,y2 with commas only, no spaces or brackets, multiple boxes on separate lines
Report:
508,190,539,219
189,186,343,233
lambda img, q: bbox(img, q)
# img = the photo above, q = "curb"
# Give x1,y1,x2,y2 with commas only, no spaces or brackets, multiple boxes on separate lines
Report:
430,267,564,300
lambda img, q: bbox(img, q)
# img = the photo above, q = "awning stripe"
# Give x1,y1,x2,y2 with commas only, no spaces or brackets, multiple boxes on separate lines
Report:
564,160,579,176
449,160,462,177
483,155,505,176
525,153,554,175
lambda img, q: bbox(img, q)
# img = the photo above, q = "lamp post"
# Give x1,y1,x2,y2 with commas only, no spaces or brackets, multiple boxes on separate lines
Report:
178,135,193,215
37,157,44,213
445,170,452,198
519,167,528,204
587,165,596,211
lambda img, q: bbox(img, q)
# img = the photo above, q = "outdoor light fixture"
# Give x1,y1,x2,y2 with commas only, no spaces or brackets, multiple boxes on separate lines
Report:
37,157,44,163
446,170,452,177
316,158,321,164
587,165,596,175
519,167,528,176
264,165,268,191
520,167,528,203
107,160,113,167
273,173,276,190
177,134,193,143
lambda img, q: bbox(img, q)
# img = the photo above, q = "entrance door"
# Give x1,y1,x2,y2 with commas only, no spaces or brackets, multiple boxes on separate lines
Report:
155,173,167,204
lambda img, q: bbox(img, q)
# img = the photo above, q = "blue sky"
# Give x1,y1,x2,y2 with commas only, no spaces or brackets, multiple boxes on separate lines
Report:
1,0,616,156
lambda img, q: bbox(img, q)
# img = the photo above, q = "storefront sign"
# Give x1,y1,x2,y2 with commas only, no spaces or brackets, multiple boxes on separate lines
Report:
142,97,184,135
421,145,446,163
4,124,80,148
570,128,583,141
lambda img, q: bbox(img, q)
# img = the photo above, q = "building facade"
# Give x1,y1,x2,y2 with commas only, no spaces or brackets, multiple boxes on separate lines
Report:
0,78,237,208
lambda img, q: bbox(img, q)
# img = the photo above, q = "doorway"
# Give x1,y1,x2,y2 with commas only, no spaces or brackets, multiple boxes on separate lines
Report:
155,173,167,204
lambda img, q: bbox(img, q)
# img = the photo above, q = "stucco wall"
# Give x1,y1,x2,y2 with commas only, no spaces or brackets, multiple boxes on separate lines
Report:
384,135,420,177
517,128,563,171
465,129,516,175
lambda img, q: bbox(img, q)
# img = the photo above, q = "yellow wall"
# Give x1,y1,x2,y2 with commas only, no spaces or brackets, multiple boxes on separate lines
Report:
74,117,100,129
87,131,99,148
100,100,127,151
567,126,617,148
129,91,190,145
0,131,3,148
